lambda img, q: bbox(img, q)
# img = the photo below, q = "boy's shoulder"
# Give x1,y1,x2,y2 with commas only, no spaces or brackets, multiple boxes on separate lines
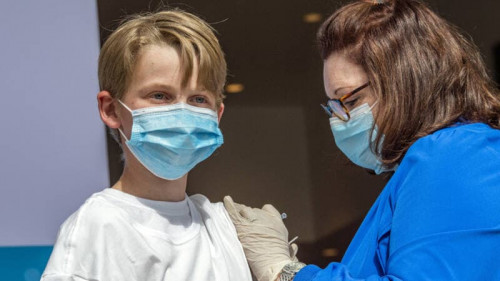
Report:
43,190,131,278
54,190,129,249
189,194,235,229
189,193,225,215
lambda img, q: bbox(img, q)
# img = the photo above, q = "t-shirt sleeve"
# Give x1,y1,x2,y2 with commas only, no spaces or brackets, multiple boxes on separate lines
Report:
42,198,137,280
296,124,500,281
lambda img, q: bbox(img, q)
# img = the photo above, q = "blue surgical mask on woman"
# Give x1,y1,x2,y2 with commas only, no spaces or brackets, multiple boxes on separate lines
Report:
118,101,224,180
329,103,396,174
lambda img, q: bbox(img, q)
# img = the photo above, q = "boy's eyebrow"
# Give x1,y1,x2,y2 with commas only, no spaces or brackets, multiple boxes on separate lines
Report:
139,82,178,93
139,82,214,96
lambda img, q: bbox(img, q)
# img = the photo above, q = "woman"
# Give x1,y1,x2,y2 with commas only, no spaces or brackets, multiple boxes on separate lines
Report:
224,0,500,280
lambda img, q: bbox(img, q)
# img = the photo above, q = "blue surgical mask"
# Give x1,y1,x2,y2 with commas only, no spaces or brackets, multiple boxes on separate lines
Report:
118,101,224,180
329,103,395,174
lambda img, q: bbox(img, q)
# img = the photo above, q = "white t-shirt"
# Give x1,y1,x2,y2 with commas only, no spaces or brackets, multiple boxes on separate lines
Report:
42,188,252,281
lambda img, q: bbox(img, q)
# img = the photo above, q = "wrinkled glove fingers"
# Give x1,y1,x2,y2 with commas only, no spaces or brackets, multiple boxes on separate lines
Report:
289,243,299,261
223,196,247,222
261,203,282,218
240,207,259,222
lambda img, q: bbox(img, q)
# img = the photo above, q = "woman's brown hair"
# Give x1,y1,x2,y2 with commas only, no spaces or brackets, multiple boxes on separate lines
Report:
318,0,500,168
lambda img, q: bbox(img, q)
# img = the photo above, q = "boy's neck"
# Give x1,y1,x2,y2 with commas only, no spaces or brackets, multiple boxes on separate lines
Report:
112,160,188,202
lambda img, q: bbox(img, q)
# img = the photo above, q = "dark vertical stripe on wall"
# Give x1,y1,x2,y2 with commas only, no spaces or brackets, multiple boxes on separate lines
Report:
494,43,500,86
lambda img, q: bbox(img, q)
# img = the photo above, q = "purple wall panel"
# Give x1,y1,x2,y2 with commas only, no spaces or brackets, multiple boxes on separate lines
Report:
0,0,108,246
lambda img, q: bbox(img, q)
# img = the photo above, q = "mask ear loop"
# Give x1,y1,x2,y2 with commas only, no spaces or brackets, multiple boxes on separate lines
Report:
118,128,130,142
117,100,133,142
368,100,382,163
118,99,134,113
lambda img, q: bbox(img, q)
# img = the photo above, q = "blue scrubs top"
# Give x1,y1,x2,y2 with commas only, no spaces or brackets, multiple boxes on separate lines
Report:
295,123,500,281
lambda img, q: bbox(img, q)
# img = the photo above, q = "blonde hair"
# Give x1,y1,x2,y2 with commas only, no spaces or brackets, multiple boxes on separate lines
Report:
98,9,227,105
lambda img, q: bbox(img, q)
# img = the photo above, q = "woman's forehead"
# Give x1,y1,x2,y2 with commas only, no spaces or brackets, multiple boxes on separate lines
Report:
323,53,368,94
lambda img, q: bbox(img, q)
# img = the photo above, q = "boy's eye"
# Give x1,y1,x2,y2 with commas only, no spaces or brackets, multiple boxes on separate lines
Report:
193,96,207,104
188,93,215,109
152,93,165,100
150,92,174,103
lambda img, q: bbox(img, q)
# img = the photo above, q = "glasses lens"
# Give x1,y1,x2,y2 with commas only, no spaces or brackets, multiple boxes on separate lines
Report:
320,104,332,117
327,100,349,121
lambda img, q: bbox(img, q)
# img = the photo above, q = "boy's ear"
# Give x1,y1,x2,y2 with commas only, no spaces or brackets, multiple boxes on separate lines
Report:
97,91,121,129
217,103,225,123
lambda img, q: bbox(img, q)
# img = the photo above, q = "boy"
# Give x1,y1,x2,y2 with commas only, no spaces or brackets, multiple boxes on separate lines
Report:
42,9,252,281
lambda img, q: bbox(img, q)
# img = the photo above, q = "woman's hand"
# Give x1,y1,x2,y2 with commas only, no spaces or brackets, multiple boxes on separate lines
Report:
224,196,299,281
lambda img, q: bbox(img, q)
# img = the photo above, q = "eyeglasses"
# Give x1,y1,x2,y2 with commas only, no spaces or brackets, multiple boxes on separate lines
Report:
320,82,370,121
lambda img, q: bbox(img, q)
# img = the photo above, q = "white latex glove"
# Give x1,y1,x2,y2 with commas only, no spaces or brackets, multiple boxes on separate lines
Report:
224,196,300,281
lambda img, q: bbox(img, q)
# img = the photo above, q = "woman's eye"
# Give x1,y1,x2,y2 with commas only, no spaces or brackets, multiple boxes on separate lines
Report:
344,98,359,109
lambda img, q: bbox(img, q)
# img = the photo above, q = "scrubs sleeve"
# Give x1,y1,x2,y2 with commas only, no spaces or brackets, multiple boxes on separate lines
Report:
384,124,500,280
295,124,500,281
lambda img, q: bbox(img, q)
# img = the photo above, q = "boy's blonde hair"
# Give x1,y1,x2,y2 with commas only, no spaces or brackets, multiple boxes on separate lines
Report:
98,9,227,106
